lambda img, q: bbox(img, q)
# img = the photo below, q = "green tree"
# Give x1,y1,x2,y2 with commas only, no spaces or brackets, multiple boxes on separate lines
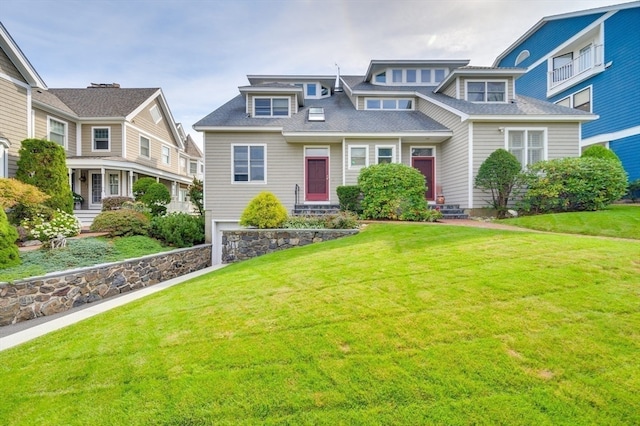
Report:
188,177,204,216
240,192,288,228
0,208,20,268
474,149,523,218
132,177,171,216
358,163,427,220
16,139,73,213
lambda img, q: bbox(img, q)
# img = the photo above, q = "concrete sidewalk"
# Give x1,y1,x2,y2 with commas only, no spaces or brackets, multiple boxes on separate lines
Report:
0,265,226,352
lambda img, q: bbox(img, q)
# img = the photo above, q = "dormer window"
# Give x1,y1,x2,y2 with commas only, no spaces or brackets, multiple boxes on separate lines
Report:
308,107,325,122
375,72,386,83
365,98,414,110
466,81,506,102
254,97,289,117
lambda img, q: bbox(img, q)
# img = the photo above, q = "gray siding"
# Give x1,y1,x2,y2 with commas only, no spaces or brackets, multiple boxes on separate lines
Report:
416,97,469,207
470,121,581,208
0,79,29,176
204,132,344,221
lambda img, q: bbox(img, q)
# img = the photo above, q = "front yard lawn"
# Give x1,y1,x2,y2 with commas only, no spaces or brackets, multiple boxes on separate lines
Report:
500,204,640,239
0,223,638,424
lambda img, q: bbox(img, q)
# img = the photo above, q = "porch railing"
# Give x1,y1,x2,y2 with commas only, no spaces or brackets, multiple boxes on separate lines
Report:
548,44,603,89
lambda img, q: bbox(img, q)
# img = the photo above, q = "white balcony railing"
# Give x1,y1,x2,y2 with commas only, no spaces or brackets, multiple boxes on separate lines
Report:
548,44,603,89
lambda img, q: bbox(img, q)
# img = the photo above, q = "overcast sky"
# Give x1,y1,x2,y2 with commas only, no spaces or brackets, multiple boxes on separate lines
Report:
2,0,634,146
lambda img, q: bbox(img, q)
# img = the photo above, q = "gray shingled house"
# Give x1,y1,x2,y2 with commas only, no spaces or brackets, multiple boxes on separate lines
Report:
194,59,596,252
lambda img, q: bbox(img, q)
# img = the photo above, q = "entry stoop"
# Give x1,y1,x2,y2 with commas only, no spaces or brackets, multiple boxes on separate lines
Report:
293,204,341,216
429,204,469,219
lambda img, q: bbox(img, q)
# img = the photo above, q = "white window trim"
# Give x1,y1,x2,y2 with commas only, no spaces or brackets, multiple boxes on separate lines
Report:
348,145,369,170
189,160,198,175
92,126,110,152
47,116,67,149
231,143,267,184
107,172,120,196
253,96,291,118
161,145,171,165
139,135,151,159
373,67,449,86
0,137,9,178
375,145,397,164
364,98,414,110
410,145,436,159
554,85,593,113
465,80,508,103
504,127,548,167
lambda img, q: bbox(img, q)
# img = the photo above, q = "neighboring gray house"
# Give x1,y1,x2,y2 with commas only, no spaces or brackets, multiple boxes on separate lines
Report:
195,59,596,251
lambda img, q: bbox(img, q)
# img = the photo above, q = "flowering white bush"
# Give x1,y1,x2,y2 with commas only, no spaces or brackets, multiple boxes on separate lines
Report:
22,209,81,242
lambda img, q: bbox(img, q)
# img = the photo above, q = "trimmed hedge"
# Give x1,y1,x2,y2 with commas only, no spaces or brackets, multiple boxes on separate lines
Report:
240,192,288,229
337,185,362,214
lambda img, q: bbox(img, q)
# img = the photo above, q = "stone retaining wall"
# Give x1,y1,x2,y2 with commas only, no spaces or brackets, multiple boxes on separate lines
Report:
222,229,358,263
0,244,212,326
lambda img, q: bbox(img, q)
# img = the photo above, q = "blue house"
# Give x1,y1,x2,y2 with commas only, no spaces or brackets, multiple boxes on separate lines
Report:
493,1,640,181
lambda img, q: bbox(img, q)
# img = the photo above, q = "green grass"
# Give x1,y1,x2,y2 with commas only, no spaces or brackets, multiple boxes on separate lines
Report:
500,204,640,239
1,223,639,424
0,236,171,282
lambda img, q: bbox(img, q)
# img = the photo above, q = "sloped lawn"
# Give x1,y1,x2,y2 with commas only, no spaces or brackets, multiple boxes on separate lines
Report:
0,223,638,425
500,204,640,239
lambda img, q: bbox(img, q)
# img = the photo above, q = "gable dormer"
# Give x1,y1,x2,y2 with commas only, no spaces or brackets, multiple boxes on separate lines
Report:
364,60,469,86
434,67,526,103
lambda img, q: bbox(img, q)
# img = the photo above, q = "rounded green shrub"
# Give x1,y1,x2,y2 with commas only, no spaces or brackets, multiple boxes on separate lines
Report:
90,209,150,237
358,163,427,220
240,192,288,229
519,156,628,213
582,145,622,163
16,139,73,214
0,208,20,268
150,213,204,247
132,177,157,200
474,148,523,219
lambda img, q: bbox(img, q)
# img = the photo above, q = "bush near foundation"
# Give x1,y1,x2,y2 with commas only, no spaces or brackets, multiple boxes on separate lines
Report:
240,192,289,229
337,185,363,214
519,157,628,214
150,213,205,247
358,163,428,220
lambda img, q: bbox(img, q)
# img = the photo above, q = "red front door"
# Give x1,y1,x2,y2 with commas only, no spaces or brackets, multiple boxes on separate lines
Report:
306,157,329,201
412,157,435,201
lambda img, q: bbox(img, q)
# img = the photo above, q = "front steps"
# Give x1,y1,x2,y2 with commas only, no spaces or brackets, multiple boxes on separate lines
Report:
293,204,341,216
429,204,469,219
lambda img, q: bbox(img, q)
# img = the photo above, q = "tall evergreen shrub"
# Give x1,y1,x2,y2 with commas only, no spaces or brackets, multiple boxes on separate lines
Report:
474,149,523,218
16,139,73,213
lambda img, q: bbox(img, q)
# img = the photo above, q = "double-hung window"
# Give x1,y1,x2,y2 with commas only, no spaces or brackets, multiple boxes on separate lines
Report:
467,81,506,102
376,146,395,164
48,118,66,147
507,129,546,168
93,127,109,151
254,98,289,117
233,145,265,182
189,160,198,175
349,146,368,168
161,146,170,165
140,136,150,158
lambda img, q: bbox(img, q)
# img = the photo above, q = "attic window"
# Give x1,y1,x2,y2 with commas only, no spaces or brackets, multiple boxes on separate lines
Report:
308,107,325,122
150,105,162,123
